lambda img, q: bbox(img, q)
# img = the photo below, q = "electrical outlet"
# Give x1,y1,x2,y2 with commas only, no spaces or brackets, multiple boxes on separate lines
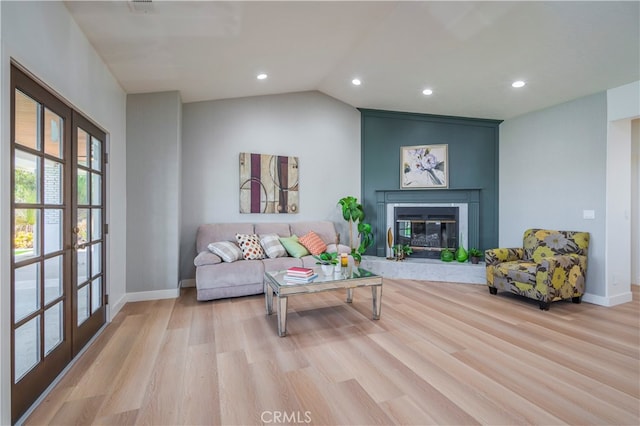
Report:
583,209,595,220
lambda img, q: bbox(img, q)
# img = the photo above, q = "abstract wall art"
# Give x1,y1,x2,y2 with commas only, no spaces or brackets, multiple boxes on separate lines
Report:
239,152,299,213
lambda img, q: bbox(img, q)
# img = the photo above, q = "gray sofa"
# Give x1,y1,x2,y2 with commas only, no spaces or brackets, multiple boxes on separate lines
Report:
193,221,350,301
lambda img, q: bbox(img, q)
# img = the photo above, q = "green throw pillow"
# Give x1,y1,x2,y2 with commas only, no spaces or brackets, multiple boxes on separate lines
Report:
279,235,309,258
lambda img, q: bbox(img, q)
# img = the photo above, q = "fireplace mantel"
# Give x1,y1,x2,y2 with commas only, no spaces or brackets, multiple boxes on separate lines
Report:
375,189,481,257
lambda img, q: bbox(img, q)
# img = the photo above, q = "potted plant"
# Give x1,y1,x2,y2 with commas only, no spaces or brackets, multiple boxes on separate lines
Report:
392,243,413,261
313,251,338,275
338,196,374,265
469,248,483,264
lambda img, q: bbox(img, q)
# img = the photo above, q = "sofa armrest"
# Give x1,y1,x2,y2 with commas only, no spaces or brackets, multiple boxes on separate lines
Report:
326,243,352,254
484,248,524,266
194,251,222,267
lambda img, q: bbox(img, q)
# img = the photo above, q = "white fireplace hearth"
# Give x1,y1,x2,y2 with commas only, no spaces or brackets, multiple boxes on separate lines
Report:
360,255,485,285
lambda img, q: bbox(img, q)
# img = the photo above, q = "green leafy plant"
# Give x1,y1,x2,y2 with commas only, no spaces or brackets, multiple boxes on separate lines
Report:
313,251,338,265
393,243,413,261
469,248,483,258
338,196,374,263
469,248,483,264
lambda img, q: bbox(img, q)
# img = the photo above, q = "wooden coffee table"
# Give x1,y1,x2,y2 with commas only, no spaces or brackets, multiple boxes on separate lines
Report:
264,266,383,336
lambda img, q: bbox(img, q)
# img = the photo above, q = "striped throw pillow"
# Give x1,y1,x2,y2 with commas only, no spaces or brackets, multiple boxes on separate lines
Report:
259,234,287,258
207,241,243,263
298,231,327,256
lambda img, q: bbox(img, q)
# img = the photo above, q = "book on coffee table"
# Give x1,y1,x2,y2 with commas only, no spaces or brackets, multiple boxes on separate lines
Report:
284,273,318,283
286,267,314,278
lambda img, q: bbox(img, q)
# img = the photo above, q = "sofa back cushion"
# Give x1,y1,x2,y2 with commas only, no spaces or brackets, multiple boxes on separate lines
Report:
254,222,291,237
197,223,254,253
523,228,590,261
290,221,338,245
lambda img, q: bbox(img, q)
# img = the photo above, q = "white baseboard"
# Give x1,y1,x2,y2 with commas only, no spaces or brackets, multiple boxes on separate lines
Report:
180,278,196,288
109,294,127,320
582,291,633,307
125,287,181,303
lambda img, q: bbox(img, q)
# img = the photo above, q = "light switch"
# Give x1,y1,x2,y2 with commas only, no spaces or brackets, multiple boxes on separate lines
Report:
583,209,595,220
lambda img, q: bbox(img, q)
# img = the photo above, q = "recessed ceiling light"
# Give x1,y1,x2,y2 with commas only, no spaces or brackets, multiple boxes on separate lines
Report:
352,78,361,86
257,73,268,80
512,80,525,88
422,89,433,96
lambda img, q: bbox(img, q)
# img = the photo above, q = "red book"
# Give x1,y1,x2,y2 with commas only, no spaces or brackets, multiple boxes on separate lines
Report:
287,267,313,275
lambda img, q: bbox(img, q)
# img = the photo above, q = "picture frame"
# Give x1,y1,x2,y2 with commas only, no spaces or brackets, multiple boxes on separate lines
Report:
400,144,448,189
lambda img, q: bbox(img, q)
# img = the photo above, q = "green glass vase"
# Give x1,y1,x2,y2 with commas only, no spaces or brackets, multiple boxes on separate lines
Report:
456,245,468,262
440,248,454,262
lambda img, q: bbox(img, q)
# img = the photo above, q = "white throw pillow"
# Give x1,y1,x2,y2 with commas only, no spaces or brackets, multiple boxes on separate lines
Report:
259,234,287,258
235,233,266,260
208,241,243,263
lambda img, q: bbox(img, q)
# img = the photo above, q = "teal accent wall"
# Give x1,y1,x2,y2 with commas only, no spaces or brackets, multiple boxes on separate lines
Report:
360,109,502,255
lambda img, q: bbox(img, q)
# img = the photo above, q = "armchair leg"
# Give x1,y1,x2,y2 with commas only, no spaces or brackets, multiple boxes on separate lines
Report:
489,287,497,295
572,296,582,304
539,301,550,311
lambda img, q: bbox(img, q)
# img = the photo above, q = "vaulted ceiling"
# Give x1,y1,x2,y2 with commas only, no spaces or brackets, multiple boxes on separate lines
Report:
65,1,640,120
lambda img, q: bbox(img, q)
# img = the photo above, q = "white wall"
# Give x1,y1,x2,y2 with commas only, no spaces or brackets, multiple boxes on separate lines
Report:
632,119,639,285
605,81,640,304
0,2,126,423
180,91,361,280
127,92,182,294
499,93,607,299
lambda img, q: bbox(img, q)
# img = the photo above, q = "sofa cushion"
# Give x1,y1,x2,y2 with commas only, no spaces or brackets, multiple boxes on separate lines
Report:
262,256,303,273
197,223,254,253
279,235,309,258
208,241,243,263
194,251,222,267
236,233,266,260
298,231,327,255
254,222,291,237
290,221,338,245
259,233,287,258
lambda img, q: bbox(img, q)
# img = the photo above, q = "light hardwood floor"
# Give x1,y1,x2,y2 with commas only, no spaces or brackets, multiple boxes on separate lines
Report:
26,280,639,425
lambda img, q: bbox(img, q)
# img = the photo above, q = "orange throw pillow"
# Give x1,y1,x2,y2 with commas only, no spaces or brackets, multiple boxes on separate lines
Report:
298,231,327,256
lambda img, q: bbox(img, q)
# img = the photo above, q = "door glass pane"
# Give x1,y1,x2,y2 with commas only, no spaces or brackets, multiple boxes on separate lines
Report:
15,90,40,151
44,302,63,355
44,209,62,255
91,136,101,171
44,108,63,159
77,247,88,285
91,209,101,241
77,285,89,325
77,129,89,166
14,262,40,322
14,316,41,382
44,255,63,304
43,159,62,205
77,208,89,246
91,173,101,206
91,243,102,277
14,209,40,260
14,150,40,204
77,169,88,205
91,278,102,314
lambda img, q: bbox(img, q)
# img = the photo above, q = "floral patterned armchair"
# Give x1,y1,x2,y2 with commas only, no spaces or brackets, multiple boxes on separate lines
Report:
485,229,589,310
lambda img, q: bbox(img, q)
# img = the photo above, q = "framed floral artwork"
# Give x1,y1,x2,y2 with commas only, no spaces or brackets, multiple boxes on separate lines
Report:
400,144,448,189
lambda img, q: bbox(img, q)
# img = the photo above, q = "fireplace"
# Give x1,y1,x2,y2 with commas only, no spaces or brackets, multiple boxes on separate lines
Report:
386,203,468,259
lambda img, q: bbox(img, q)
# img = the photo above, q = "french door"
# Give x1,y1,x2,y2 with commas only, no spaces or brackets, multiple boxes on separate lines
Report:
10,65,107,423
